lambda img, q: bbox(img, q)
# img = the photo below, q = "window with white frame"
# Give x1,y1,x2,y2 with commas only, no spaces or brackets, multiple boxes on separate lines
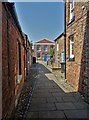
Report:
70,36,74,58
37,45,41,51
57,44,59,51
44,45,48,51
70,0,74,21
61,51,65,62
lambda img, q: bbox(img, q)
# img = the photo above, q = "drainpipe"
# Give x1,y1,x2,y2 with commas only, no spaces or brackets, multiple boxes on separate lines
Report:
64,1,66,80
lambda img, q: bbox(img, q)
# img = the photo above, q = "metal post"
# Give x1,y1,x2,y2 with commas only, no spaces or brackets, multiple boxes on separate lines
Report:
64,1,66,80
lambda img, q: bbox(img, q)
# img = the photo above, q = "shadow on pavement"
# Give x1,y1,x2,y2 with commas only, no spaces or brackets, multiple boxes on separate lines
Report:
13,62,89,119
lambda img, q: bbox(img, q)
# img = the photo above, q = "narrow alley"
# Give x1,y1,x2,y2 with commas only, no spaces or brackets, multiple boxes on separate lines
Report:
1,2,89,120
14,62,89,119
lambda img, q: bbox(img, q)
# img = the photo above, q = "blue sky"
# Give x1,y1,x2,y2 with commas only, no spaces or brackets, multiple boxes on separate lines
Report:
14,2,64,43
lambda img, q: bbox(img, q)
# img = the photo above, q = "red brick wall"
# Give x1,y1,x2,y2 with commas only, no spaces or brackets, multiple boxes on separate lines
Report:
66,2,88,91
66,2,70,23
78,8,89,99
55,34,64,67
59,35,64,64
2,3,25,118
0,2,2,120
26,41,31,74
34,44,55,61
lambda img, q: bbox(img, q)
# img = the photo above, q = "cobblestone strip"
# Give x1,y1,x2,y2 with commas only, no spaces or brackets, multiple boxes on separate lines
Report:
13,64,38,119
22,78,37,119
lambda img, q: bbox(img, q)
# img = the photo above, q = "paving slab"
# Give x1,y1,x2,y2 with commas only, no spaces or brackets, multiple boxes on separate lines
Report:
64,109,89,119
48,88,64,93
29,103,57,111
55,102,76,110
73,102,89,109
62,96,76,102
33,91,50,95
27,111,39,118
34,89,49,93
32,92,53,98
35,86,55,89
39,111,66,119
14,62,89,119
56,96,64,102
73,93,84,102
46,97,57,103
31,98,47,104
52,92,74,97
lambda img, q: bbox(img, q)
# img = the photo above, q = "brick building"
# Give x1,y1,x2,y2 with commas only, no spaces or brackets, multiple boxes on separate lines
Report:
34,39,55,62
2,2,32,118
0,2,2,120
54,33,64,69
23,34,32,76
65,0,89,100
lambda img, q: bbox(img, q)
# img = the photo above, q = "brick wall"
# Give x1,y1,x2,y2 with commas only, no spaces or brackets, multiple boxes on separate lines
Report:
66,1,89,92
2,3,26,118
58,35,64,65
34,43,55,61
54,33,64,68
0,2,2,120
26,40,32,74
78,7,89,100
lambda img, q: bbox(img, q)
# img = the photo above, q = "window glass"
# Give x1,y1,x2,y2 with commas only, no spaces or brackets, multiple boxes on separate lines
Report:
70,0,74,21
37,45,41,51
44,45,48,51
70,36,74,58
62,51,65,62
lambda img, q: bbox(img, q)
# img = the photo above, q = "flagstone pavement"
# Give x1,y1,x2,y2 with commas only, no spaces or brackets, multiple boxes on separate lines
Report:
14,62,89,120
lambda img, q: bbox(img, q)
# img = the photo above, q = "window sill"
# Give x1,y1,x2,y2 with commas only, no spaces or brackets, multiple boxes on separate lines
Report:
60,61,65,64
68,57,75,61
67,16,75,26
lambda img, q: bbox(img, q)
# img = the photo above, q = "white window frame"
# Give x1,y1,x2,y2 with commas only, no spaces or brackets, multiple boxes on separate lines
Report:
70,0,74,21
57,44,59,51
44,45,48,51
37,45,41,51
61,51,65,63
70,36,74,58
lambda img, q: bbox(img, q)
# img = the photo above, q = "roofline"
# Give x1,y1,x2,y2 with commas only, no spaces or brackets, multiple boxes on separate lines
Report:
4,2,24,40
54,32,64,42
34,43,55,45
35,39,54,44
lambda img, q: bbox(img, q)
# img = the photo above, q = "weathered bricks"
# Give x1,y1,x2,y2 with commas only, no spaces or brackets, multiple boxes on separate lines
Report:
66,1,89,100
2,2,32,118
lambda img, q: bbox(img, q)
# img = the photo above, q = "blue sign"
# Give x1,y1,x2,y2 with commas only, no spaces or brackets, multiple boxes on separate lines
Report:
44,55,48,62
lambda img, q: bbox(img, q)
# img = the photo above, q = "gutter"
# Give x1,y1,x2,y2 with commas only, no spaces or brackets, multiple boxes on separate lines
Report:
7,2,24,40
